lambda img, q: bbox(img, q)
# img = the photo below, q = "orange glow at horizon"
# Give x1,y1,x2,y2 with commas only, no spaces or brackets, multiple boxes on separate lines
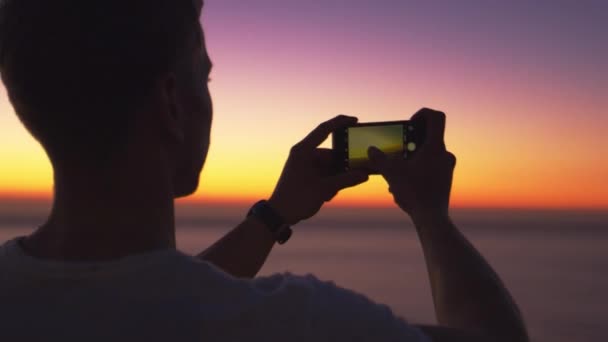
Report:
1,77,607,210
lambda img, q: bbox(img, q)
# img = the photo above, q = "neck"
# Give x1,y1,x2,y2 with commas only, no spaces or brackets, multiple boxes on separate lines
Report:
23,157,177,261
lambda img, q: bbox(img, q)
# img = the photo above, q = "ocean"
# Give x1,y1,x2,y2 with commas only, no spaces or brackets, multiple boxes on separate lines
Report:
1,204,607,342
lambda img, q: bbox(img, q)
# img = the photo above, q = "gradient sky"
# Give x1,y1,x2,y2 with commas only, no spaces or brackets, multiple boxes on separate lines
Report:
1,0,607,209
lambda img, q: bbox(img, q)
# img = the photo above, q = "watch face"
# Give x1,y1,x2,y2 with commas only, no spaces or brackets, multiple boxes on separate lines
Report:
248,200,292,244
277,226,293,245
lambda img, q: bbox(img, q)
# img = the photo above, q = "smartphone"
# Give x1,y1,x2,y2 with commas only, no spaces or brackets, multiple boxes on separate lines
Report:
332,120,426,174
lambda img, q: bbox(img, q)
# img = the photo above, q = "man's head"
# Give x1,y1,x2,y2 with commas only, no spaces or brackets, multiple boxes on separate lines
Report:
0,0,212,197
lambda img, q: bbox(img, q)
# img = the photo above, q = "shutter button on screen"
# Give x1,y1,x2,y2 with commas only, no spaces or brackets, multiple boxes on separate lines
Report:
407,142,417,152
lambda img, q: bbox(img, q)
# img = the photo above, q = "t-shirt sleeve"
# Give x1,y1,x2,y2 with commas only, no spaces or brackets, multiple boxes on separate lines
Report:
253,273,430,342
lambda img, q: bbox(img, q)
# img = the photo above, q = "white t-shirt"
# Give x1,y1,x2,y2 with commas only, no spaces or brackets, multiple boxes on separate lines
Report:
0,237,430,342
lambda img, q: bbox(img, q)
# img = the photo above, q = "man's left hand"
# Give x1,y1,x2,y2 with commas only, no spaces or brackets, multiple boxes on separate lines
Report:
268,115,369,225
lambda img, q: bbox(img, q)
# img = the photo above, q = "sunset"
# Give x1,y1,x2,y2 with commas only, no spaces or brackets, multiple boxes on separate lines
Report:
0,1,607,341
1,1,606,209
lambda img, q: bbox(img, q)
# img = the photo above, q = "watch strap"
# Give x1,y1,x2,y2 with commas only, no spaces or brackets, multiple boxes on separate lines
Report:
247,200,292,244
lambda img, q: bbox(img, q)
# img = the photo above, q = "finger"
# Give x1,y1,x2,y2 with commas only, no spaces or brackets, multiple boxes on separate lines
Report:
446,151,457,168
298,115,358,149
325,190,339,202
412,108,446,151
325,169,369,193
367,146,389,174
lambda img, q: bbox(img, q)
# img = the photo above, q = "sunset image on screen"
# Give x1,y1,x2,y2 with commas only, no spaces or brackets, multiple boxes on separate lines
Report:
348,125,403,169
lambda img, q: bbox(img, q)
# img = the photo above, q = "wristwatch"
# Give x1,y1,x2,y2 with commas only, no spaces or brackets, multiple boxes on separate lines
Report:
247,200,293,244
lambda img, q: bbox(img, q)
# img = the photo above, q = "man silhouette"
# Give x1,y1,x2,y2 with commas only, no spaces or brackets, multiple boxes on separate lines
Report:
0,0,528,341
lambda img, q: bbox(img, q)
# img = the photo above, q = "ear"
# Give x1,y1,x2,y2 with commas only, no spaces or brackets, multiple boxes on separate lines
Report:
157,73,185,144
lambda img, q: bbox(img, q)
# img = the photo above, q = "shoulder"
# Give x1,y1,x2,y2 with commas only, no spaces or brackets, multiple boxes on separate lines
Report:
251,273,431,342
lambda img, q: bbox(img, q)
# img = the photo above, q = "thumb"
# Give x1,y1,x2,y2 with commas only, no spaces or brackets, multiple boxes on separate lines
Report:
368,146,388,173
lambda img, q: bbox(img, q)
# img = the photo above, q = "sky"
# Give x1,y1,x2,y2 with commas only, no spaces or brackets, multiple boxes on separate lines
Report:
0,0,607,209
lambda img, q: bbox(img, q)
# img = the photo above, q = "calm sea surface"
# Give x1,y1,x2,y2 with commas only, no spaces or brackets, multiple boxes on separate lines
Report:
1,209,607,342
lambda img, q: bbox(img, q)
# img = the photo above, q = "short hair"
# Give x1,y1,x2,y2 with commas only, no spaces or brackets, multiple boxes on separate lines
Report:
0,0,203,163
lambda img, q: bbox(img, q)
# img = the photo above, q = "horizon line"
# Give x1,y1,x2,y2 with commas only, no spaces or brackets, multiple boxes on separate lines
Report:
0,193,607,212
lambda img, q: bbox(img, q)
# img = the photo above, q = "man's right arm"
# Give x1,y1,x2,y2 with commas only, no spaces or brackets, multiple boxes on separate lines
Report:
368,108,529,342
411,212,528,342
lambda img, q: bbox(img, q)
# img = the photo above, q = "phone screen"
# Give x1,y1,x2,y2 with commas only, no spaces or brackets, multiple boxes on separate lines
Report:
348,124,404,169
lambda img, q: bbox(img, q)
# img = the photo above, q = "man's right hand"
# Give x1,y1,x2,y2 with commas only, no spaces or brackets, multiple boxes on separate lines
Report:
367,108,456,221
369,109,529,342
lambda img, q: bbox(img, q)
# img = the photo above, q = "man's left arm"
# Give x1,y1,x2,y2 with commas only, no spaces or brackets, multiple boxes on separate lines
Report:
197,115,369,278
197,216,276,278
